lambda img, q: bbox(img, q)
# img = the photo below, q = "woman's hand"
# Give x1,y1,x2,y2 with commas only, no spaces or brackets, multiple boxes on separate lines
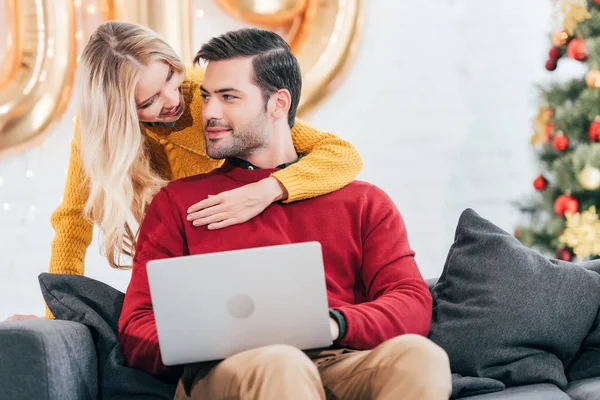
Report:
187,177,288,230
6,314,48,321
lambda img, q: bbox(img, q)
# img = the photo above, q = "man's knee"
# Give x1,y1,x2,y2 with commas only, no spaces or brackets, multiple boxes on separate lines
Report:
384,334,450,366
220,344,316,378
253,344,315,369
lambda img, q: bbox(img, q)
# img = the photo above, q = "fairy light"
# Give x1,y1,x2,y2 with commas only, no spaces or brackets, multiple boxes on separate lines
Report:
75,31,83,40
74,0,82,6
196,9,205,18
26,169,33,178
0,176,4,186
29,205,37,213
86,4,96,14
76,55,81,63
3,203,10,211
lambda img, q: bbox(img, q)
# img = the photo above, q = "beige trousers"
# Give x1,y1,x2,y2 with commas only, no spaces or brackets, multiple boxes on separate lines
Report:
173,334,452,400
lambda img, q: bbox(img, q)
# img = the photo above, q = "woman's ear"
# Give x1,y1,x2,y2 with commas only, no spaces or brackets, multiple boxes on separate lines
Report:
270,89,291,121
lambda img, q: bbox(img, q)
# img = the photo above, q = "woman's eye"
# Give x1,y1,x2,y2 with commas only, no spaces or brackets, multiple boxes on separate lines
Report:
223,95,235,100
140,99,154,109
167,69,175,81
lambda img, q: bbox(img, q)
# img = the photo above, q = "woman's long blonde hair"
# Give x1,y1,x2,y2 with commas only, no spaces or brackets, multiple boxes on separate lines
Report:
78,21,185,268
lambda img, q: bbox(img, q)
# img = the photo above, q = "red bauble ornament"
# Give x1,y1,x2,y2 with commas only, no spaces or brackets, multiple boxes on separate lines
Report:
556,249,573,262
596,0,600,4
589,118,600,141
553,134,569,151
533,175,548,191
545,59,557,71
554,194,579,216
549,47,561,60
567,38,587,61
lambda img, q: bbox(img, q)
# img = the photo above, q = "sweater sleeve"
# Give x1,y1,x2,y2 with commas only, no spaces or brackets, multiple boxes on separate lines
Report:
333,186,432,350
48,120,93,289
118,187,188,377
271,118,363,203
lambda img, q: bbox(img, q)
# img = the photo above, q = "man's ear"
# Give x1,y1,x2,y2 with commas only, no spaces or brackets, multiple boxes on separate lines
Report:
270,89,291,121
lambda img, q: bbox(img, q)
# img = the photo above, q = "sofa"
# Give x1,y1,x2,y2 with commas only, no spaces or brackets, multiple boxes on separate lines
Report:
3,209,600,399
0,277,598,399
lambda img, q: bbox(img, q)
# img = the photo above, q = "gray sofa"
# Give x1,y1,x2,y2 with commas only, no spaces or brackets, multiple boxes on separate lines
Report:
1,279,599,399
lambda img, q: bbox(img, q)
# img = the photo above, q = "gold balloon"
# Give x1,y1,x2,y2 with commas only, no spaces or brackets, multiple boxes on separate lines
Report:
0,0,77,156
213,0,365,118
109,0,193,63
214,0,306,26
0,0,19,91
579,165,600,191
294,0,365,116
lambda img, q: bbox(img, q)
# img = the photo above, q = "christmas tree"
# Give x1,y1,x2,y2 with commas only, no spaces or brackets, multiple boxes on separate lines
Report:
516,0,600,261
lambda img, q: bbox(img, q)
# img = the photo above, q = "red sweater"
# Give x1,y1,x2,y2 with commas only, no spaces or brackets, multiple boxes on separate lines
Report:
118,162,432,377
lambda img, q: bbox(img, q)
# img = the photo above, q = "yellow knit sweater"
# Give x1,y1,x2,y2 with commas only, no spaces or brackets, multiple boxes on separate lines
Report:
49,66,362,280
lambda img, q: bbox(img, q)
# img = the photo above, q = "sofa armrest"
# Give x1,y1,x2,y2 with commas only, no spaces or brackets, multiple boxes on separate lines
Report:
0,319,98,400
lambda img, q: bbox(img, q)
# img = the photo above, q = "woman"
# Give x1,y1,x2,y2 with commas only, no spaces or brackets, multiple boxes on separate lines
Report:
9,21,362,319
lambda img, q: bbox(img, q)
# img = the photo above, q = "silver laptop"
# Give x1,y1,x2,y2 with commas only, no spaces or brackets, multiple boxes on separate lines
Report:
146,241,333,365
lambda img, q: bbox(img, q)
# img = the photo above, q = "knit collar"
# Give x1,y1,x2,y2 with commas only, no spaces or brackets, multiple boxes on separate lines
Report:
227,154,304,171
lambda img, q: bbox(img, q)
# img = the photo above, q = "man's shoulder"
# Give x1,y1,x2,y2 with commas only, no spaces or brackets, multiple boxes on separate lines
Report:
341,180,390,199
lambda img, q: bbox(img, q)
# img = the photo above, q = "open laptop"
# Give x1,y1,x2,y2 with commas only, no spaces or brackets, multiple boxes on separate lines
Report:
146,241,333,365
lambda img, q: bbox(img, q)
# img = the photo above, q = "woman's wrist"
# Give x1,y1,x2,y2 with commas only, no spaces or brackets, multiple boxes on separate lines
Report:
263,177,288,202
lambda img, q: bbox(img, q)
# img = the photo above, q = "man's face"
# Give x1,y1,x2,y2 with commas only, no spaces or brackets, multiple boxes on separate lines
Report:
200,57,270,159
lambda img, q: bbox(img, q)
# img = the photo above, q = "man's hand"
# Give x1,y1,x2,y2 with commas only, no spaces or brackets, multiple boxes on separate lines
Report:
330,317,340,341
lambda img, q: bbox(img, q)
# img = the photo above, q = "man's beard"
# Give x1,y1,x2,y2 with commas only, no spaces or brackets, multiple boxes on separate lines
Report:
204,112,269,160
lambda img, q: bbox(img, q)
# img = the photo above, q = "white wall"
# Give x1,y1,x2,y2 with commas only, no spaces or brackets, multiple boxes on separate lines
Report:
0,0,583,319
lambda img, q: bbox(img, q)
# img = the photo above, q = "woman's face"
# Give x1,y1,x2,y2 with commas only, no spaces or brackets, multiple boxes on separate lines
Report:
135,61,185,123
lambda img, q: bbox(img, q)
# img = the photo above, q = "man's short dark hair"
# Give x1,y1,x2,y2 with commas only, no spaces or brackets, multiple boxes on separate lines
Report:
195,28,301,128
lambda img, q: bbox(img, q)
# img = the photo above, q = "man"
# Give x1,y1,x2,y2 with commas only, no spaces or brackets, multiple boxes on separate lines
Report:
118,28,451,400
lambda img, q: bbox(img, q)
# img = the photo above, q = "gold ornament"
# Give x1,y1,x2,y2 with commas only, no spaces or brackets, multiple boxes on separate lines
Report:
531,106,553,147
562,0,591,35
559,206,600,260
110,0,193,63
587,69,600,88
552,29,569,47
214,0,307,26
579,164,600,190
0,0,77,157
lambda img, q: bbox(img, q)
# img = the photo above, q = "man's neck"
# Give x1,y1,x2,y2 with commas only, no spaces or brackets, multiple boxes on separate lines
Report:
241,123,297,169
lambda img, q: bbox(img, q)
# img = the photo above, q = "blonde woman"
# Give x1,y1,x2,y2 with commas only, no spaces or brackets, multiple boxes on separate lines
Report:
7,21,362,320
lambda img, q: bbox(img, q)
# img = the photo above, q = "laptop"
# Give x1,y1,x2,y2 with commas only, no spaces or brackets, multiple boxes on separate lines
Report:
146,241,333,365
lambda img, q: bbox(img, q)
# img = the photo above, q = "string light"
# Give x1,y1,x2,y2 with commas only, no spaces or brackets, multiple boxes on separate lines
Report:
26,169,33,178
76,55,81,63
86,4,96,14
3,203,10,211
75,31,83,40
196,9,205,18
0,176,4,186
74,0,82,7
29,205,37,213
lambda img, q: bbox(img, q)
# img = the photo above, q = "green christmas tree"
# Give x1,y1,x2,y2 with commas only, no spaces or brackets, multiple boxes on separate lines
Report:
516,0,600,261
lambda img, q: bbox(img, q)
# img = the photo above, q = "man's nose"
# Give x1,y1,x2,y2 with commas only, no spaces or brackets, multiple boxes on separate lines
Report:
202,97,223,120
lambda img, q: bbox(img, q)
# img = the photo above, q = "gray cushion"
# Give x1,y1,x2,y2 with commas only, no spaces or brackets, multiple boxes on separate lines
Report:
429,209,600,395
566,377,600,400
458,383,570,400
39,273,178,400
0,319,97,400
